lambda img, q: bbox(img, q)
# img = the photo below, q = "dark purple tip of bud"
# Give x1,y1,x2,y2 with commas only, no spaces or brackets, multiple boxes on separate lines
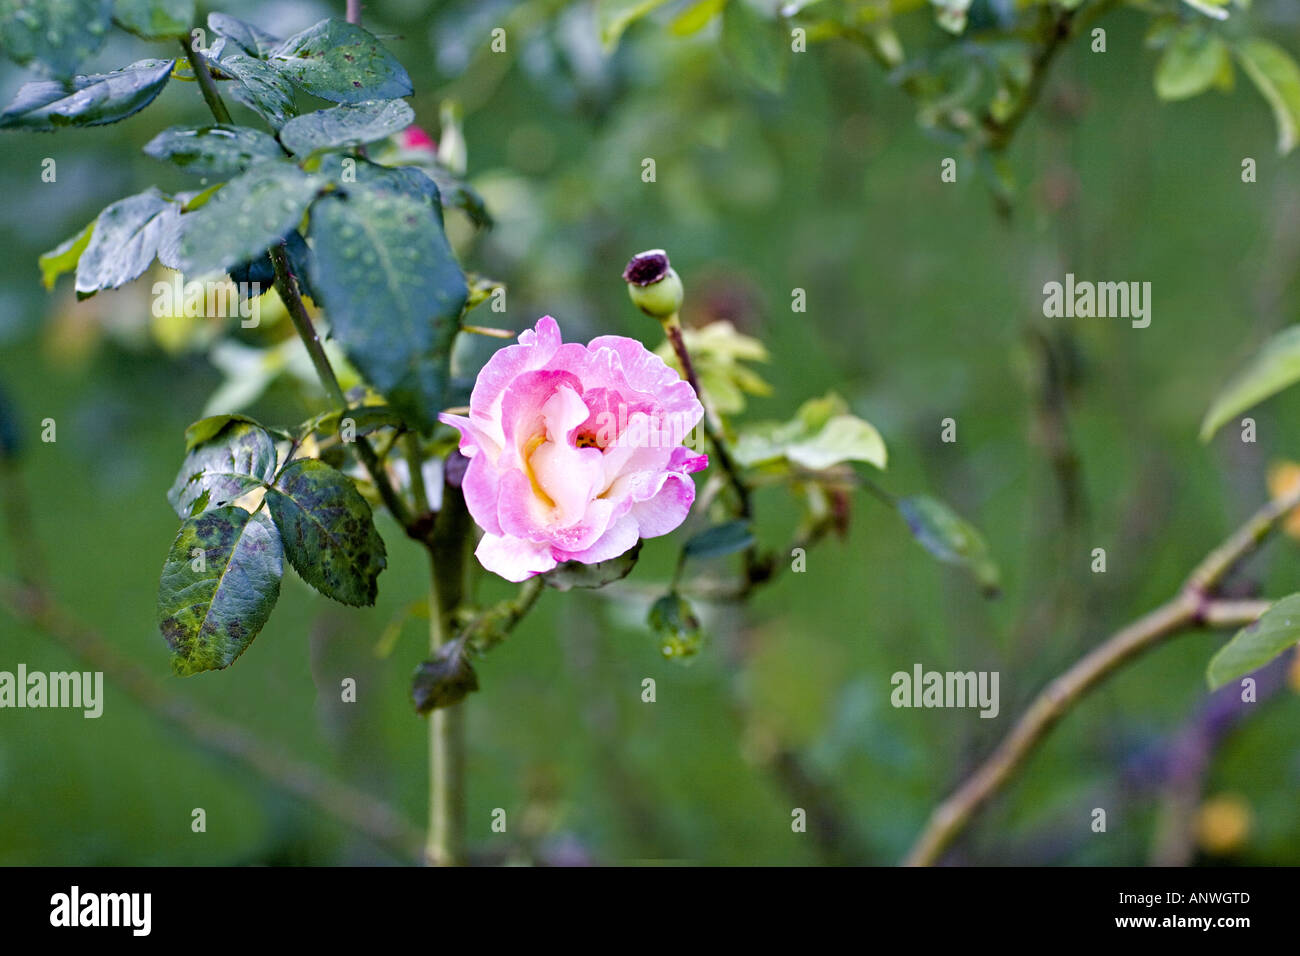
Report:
623,250,671,287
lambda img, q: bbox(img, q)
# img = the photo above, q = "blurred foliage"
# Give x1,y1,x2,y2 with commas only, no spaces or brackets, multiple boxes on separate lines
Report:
1,0,1300,866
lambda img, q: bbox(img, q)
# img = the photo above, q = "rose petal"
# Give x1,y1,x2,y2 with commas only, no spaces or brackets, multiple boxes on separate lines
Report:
557,513,640,565
630,473,697,538
475,532,557,582
469,316,565,448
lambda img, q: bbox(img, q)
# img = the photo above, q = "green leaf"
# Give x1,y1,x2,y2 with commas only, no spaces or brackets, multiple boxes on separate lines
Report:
1207,594,1297,689
655,320,769,416
307,405,406,441
207,11,279,57
1156,28,1230,101
0,57,173,130
354,160,441,208
183,412,281,452
670,0,726,36
264,457,386,606
306,184,468,430
269,18,412,104
280,98,413,157
143,124,283,176
113,0,192,39
318,154,445,217
157,506,283,676
412,643,479,713
215,52,297,129
683,520,753,561
0,0,112,80
787,415,887,471
734,393,887,471
167,419,278,518
38,219,94,291
1236,38,1300,154
1179,0,1230,21
722,0,787,94
597,0,670,51
543,540,642,591
648,592,703,661
1200,325,1300,441
74,189,176,297
425,164,492,228
896,495,1001,597
175,160,323,276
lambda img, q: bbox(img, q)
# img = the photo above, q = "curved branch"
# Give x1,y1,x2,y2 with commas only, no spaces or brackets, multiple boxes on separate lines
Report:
902,484,1300,866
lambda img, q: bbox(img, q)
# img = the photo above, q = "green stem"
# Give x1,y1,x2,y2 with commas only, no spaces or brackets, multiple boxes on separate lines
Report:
663,315,750,518
190,22,468,867
270,246,345,406
981,0,1119,153
180,36,232,125
463,576,545,654
424,473,472,865
425,558,453,865
269,244,416,533
405,433,430,515
662,313,766,587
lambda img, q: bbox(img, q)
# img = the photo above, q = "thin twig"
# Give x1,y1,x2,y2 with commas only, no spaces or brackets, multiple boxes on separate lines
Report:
982,0,1120,152
179,36,232,125
0,579,425,861
1,434,424,860
664,320,751,520
662,315,768,589
902,484,1300,866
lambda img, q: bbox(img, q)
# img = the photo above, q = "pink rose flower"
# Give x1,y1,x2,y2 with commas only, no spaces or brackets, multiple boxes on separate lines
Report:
440,316,708,581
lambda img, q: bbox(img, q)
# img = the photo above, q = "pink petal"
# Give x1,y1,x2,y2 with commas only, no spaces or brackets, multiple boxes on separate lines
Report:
530,437,604,526
460,445,504,536
475,532,557,582
588,334,704,425
630,472,697,538
469,317,565,448
499,369,583,461
438,412,501,462
556,514,640,565
497,468,554,541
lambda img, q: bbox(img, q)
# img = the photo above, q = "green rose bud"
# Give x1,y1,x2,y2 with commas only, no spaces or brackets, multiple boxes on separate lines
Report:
623,249,684,320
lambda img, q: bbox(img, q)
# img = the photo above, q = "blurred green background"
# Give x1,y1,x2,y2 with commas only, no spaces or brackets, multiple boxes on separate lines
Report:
3,0,1300,865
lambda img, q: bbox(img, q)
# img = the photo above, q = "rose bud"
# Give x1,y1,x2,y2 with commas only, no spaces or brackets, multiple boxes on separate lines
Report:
623,249,684,321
